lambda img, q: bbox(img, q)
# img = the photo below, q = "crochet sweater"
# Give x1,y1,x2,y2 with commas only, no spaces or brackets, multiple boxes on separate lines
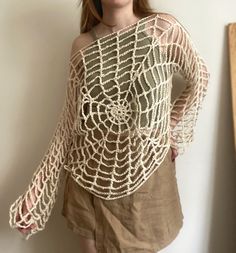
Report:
9,12,210,239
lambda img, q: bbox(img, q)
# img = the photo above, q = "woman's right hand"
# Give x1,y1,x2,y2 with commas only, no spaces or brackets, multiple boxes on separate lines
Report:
15,188,37,235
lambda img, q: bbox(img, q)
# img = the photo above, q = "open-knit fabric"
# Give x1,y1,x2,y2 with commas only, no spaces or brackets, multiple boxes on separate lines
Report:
9,12,210,239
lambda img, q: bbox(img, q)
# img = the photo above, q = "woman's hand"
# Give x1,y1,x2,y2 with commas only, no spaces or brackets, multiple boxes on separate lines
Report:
15,188,37,235
171,146,178,162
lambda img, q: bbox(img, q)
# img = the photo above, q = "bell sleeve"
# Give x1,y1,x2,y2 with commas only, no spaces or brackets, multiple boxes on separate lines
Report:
8,50,78,240
168,18,210,155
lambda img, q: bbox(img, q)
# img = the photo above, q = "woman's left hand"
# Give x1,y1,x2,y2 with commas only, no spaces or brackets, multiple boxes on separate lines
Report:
171,147,178,162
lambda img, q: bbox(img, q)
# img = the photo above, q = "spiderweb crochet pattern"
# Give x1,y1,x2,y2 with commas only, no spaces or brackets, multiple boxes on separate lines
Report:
9,12,210,239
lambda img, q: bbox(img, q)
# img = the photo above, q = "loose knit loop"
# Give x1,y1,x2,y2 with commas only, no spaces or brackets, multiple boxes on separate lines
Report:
9,12,210,239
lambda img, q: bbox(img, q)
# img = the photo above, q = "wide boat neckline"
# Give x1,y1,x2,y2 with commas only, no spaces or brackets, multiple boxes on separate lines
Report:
70,12,158,60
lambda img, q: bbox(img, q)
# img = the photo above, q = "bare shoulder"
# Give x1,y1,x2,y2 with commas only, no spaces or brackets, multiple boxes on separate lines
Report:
157,12,178,23
152,12,184,44
70,31,93,56
156,11,179,29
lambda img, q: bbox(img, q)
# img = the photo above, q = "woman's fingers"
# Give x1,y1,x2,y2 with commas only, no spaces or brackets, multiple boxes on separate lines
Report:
171,147,178,161
15,197,37,235
17,222,36,234
30,223,37,229
18,227,30,234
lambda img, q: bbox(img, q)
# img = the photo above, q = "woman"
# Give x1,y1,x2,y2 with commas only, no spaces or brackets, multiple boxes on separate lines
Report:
9,0,210,252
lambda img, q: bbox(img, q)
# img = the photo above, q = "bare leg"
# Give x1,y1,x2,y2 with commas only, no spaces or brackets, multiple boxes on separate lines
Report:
77,234,97,253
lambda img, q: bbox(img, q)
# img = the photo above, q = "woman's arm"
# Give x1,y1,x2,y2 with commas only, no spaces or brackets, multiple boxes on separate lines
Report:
168,16,210,155
8,40,79,240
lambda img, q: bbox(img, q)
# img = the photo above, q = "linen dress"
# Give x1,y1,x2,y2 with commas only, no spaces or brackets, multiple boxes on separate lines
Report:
61,146,184,253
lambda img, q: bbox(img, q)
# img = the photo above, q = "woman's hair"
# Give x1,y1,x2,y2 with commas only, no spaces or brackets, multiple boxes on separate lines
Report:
77,0,157,33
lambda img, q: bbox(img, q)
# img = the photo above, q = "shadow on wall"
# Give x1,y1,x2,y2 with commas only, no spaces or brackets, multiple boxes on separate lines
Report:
208,26,236,253
1,1,82,252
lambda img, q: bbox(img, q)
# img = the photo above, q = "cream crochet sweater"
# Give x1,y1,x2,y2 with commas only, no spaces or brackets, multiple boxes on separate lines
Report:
9,12,210,239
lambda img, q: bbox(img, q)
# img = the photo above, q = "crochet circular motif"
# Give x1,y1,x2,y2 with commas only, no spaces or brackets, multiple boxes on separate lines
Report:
107,100,132,124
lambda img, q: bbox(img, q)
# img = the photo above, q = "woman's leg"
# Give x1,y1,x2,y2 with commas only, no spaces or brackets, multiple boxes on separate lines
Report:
77,234,97,253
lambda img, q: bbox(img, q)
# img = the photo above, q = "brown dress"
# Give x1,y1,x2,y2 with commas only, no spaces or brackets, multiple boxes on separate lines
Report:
61,146,184,253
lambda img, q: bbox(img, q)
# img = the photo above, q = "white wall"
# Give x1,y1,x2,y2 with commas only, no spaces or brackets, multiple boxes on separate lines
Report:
1,0,235,252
